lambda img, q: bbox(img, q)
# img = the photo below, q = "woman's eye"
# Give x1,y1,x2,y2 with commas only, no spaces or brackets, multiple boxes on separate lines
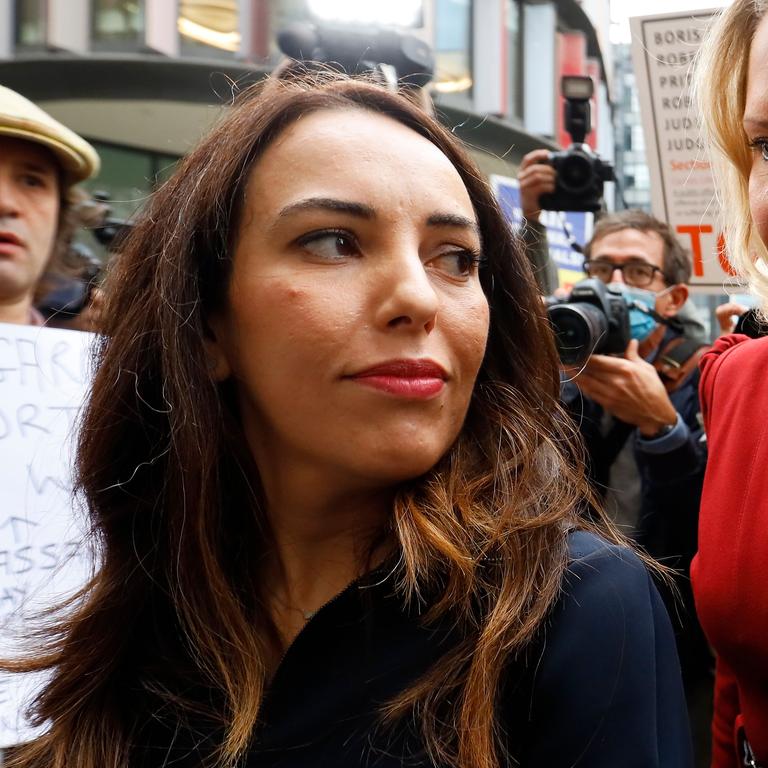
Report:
428,249,482,278
749,138,768,161
296,230,359,260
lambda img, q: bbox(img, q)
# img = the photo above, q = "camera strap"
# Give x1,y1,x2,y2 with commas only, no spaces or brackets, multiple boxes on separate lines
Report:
630,300,685,336
653,337,711,393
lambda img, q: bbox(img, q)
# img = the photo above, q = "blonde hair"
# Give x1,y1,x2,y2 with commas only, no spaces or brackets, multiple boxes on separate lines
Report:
695,0,768,310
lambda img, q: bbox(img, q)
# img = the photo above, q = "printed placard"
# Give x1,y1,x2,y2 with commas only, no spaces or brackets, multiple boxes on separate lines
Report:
0,324,95,748
630,9,742,292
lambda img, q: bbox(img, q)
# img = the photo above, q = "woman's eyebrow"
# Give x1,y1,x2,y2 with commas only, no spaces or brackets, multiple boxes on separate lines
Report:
426,212,481,238
273,199,480,239
743,115,768,133
277,197,376,220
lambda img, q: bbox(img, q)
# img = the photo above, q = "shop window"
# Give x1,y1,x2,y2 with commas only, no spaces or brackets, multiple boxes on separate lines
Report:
505,0,521,119
179,0,240,58
92,0,144,50
14,0,47,50
434,0,472,101
632,124,645,152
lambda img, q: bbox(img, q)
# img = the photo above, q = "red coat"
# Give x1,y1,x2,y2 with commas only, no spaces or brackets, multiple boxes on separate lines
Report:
692,334,768,767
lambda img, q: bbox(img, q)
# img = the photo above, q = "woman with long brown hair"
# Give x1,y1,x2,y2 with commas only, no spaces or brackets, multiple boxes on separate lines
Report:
5,73,691,768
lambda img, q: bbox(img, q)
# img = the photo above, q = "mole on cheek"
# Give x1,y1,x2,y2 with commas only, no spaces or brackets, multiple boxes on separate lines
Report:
283,286,305,302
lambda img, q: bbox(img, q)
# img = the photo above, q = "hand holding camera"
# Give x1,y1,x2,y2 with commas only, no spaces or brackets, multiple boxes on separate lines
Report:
518,76,613,215
567,339,679,437
518,149,556,221
551,278,680,436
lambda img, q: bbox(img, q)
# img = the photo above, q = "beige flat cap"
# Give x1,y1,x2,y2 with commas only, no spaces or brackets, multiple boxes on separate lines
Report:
0,84,100,184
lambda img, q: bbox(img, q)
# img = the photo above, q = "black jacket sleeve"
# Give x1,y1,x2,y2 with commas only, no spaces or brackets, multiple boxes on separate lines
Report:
515,531,693,767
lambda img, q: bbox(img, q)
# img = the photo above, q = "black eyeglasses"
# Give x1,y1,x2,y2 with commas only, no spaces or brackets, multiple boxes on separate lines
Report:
583,259,665,288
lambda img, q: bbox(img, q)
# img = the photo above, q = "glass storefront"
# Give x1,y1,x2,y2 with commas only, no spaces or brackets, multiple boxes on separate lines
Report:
179,0,240,58
11,1,437,69
433,0,472,102
505,0,521,119
92,0,145,50
14,0,47,49
304,0,422,27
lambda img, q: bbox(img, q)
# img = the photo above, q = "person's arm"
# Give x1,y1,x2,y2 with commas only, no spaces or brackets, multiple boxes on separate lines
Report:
518,149,558,294
518,149,555,223
520,218,557,294
696,334,752,768
570,339,705,484
714,302,749,337
699,334,752,428
710,656,741,768
633,369,706,486
515,533,693,767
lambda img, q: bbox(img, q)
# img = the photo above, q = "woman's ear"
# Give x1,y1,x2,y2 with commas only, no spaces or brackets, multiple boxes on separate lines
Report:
204,317,232,382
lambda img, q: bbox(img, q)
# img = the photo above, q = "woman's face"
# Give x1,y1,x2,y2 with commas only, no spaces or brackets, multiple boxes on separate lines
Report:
209,108,489,496
745,13,768,246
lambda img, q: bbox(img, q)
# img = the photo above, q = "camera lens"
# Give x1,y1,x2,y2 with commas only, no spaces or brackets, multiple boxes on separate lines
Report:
547,303,609,365
558,154,593,195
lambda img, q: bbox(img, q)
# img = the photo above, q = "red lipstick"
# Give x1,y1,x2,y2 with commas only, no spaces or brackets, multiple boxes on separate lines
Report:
348,359,448,399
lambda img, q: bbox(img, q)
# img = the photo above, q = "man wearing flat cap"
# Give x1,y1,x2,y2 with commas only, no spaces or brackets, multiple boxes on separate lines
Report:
0,85,99,326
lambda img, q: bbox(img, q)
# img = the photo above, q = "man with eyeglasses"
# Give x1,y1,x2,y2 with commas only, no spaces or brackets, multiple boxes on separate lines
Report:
564,210,712,736
519,153,712,722
573,210,703,471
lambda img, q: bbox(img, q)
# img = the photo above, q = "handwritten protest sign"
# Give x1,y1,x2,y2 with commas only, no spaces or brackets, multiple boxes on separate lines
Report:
0,323,94,747
630,10,742,292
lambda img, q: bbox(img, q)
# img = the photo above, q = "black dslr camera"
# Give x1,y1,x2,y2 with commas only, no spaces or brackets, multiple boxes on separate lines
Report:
539,76,614,213
546,278,631,365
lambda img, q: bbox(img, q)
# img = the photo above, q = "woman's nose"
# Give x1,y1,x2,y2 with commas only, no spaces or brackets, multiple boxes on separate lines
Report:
374,250,439,334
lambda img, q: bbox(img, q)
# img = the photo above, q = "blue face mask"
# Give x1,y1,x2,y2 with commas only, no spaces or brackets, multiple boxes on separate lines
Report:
608,283,663,342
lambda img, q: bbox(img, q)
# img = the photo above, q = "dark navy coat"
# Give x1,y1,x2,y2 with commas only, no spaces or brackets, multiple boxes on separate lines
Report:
135,532,693,767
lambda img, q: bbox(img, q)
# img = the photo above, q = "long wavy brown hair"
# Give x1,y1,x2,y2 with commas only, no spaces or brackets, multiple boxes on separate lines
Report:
5,73,616,768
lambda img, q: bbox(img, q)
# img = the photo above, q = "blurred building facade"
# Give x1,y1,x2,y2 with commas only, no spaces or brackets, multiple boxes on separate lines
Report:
612,41,651,210
0,0,615,221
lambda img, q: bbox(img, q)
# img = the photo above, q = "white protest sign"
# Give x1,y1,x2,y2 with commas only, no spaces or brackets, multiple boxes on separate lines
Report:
630,10,742,293
0,323,95,747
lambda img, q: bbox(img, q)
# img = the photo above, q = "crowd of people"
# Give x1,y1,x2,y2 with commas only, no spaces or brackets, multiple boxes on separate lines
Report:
0,1,766,766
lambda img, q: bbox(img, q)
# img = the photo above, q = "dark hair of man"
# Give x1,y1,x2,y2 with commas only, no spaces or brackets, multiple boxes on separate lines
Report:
20,144,96,304
584,208,693,285
4,74,620,768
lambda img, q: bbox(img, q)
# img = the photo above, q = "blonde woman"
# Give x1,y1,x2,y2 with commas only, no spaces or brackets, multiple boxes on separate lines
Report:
693,3,768,766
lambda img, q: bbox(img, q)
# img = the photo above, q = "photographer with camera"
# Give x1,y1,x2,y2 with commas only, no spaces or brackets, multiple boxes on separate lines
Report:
552,211,712,740
560,212,706,503
516,74,711,741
